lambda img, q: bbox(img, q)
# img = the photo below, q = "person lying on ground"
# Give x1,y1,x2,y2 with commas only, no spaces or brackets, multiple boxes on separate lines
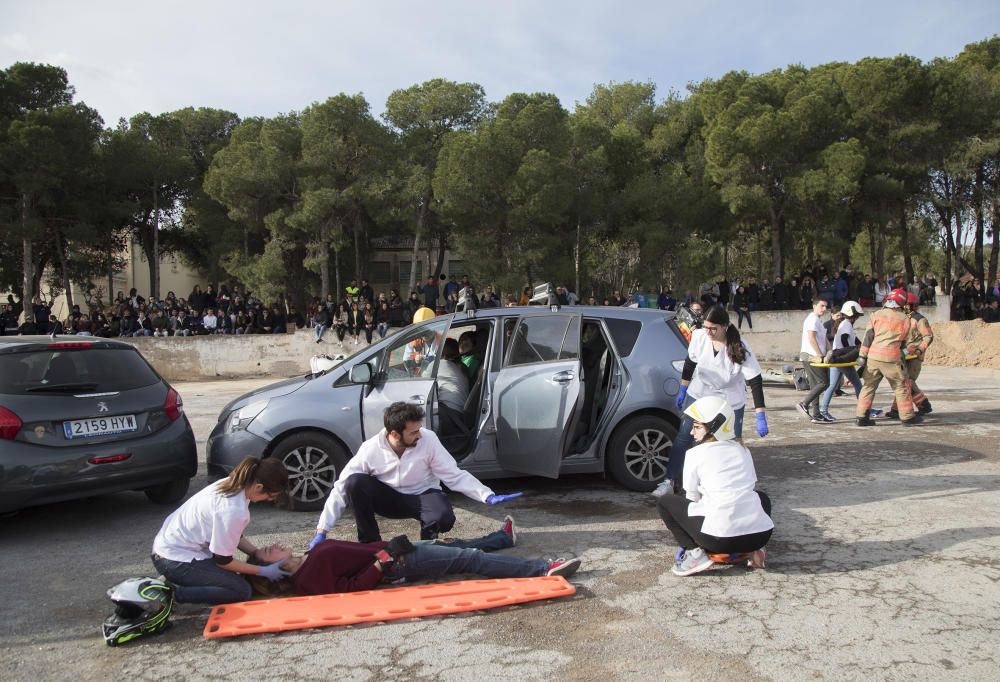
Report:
248,517,580,597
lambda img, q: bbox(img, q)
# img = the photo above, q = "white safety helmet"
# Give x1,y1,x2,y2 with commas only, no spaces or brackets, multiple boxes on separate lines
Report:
683,396,737,442
102,578,174,646
840,300,863,318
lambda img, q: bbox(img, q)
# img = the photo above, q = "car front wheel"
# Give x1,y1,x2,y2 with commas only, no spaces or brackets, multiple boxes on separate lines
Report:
607,415,676,491
272,432,348,511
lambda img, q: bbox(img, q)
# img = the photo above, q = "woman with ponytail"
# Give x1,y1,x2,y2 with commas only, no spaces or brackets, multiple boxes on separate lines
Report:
653,305,769,497
151,456,290,604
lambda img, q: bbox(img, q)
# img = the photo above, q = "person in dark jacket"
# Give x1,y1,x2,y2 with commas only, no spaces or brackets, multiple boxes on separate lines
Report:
732,286,752,330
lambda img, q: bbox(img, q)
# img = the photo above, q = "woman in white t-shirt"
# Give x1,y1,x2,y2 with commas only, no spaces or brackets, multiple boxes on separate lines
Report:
657,396,773,576
151,456,290,604
657,305,768,496
818,301,864,420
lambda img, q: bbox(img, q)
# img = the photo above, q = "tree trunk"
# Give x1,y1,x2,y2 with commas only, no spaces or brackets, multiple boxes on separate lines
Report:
353,220,362,282
434,231,447,281
989,199,999,288
867,222,878,277
974,166,985,280
769,210,785,279
333,247,342,302
152,179,160,300
575,218,581,295
53,227,74,311
876,219,887,278
898,204,914,285
21,193,33,316
319,219,331,300
408,202,425,292
107,252,115,307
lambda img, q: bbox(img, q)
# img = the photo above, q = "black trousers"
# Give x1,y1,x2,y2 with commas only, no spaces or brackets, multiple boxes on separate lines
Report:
657,490,773,554
343,473,456,543
800,357,830,416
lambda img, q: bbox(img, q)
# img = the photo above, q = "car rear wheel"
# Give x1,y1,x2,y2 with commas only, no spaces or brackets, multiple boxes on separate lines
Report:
272,432,348,512
145,478,191,504
607,415,676,492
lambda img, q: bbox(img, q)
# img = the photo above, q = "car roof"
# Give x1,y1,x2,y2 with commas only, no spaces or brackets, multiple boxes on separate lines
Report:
0,335,135,354
440,305,677,323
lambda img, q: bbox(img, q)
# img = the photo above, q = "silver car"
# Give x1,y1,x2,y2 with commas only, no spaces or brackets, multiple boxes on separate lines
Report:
207,306,688,510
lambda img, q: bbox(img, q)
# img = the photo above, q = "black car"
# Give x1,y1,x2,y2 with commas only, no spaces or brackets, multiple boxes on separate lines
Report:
0,336,197,513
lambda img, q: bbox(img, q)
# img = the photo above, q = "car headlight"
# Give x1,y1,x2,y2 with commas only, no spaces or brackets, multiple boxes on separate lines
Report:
228,399,269,433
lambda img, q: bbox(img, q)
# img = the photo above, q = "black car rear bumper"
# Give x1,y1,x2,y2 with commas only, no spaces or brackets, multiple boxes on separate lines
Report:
0,416,197,513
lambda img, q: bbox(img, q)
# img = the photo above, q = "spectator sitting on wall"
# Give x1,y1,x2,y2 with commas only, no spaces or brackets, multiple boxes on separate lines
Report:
48,314,64,335
288,305,304,330
271,307,287,334
151,310,169,337
658,288,677,311
203,308,220,335
480,287,500,308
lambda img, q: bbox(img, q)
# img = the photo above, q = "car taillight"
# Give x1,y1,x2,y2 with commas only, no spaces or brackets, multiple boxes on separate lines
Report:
165,389,183,422
0,406,22,440
48,342,93,350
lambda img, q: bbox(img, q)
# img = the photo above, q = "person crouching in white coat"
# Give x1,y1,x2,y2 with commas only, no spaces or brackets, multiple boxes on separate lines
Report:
657,396,774,576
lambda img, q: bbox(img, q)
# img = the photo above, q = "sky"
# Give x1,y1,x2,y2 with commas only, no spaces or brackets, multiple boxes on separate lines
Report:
1,1,997,126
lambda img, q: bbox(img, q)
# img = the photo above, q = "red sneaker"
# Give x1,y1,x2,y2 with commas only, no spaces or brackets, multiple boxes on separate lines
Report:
501,515,517,546
546,557,581,578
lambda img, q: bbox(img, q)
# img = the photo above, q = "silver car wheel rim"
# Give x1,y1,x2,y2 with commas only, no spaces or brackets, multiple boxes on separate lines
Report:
623,428,670,481
283,446,337,503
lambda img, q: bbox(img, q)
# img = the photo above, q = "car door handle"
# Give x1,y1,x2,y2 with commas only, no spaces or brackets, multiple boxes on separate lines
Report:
550,371,574,384
408,395,426,405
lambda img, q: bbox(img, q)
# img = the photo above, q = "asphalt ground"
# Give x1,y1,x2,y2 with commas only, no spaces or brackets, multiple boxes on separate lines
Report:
2,366,1000,680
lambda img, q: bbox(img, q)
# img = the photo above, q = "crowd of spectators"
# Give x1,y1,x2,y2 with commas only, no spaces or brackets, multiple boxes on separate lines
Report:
1,285,304,337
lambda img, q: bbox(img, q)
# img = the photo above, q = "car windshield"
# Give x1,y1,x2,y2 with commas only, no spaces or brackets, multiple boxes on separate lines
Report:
0,348,161,394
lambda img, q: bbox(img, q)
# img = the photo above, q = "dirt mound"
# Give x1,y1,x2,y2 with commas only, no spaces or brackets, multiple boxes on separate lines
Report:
923,320,1000,369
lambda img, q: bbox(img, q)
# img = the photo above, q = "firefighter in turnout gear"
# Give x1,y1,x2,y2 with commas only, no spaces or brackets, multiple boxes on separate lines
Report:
856,290,922,427
887,292,934,418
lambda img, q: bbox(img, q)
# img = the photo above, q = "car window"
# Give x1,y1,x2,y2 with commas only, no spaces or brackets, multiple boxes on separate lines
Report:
382,319,449,380
603,318,642,357
505,315,577,367
0,348,161,394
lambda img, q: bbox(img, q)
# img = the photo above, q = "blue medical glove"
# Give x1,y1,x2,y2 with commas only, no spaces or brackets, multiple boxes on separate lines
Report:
755,412,769,438
258,561,291,582
675,385,688,411
307,531,327,552
486,492,523,505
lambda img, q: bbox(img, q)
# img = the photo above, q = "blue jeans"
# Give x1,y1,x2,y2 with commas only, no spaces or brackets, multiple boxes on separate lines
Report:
387,531,548,580
151,555,252,605
819,365,862,413
315,324,327,340
666,394,745,481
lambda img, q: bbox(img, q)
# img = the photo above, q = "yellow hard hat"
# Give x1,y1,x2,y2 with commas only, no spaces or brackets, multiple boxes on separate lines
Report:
412,307,436,323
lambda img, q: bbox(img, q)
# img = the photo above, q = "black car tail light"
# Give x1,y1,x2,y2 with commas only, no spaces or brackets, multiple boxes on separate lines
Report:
0,406,22,439
165,389,183,422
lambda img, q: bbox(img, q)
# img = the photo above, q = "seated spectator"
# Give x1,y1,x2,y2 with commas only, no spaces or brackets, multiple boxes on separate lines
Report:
234,311,251,335
314,305,329,343
376,301,390,339
254,308,275,334
132,310,153,337
118,309,136,337
203,308,220,334
49,315,65,335
186,310,205,336
150,310,169,337
982,300,1000,323
287,305,304,331
271,307,287,334
219,311,236,335
334,303,350,342
362,303,376,344
349,302,361,343
92,313,112,338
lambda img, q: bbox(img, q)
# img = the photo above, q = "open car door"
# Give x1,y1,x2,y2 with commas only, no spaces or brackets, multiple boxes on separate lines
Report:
361,318,450,439
493,313,583,478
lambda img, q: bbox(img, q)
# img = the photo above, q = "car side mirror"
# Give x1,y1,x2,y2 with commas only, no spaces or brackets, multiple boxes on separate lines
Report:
349,363,372,384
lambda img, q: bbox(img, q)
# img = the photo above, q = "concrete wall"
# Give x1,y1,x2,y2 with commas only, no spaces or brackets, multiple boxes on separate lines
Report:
121,332,364,383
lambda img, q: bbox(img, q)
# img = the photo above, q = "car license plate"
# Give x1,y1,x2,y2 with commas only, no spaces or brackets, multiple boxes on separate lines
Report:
63,415,138,440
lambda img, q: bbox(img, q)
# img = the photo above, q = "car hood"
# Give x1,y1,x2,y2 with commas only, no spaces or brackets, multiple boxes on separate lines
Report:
217,375,314,419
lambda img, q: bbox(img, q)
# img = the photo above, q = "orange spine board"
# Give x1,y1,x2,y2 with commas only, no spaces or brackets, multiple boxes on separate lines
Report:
203,576,576,639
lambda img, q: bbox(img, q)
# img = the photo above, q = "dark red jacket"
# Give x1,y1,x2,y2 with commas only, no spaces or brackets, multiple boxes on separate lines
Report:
291,539,388,595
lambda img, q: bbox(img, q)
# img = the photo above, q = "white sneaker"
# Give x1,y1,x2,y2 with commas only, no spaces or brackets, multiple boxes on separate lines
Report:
651,480,674,498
